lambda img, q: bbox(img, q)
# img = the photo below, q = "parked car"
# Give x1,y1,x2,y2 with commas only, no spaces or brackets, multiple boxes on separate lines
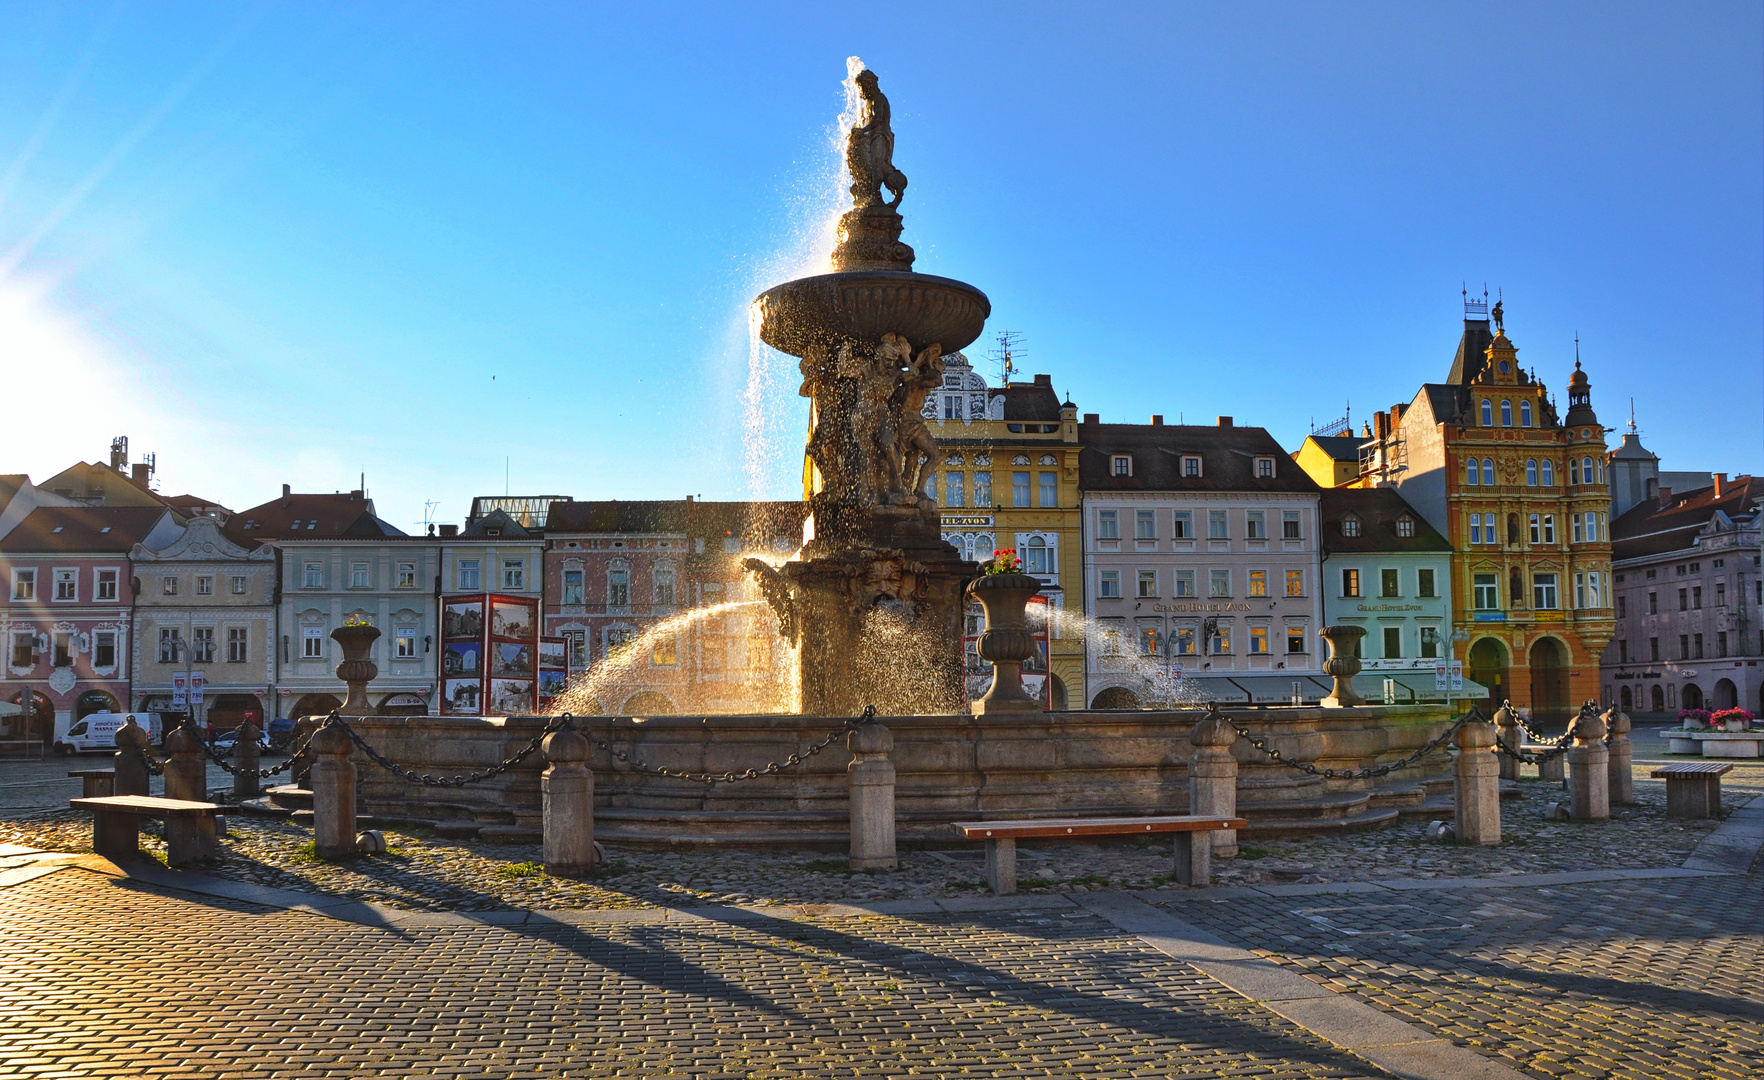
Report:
212,727,272,754
266,717,296,753
53,712,165,755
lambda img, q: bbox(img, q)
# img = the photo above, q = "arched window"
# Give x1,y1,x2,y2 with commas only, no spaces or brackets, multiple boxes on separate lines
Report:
1520,400,1533,426
1465,458,1479,485
1501,400,1513,426
1481,400,1493,426
1583,457,1595,483
1569,459,1581,484
1540,460,1553,486
1482,458,1495,486
1526,459,1538,486
1023,535,1051,575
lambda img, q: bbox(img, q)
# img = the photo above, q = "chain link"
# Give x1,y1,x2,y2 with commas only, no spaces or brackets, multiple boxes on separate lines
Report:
129,746,167,776
197,725,324,780
591,706,875,785
1227,708,1479,780
335,712,574,787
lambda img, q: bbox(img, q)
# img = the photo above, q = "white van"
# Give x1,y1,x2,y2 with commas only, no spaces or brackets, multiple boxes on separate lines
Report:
54,712,164,755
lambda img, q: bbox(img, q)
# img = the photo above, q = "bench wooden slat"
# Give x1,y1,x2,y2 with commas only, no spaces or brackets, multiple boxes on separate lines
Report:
1651,763,1734,777
67,769,116,778
71,796,218,818
950,815,1246,840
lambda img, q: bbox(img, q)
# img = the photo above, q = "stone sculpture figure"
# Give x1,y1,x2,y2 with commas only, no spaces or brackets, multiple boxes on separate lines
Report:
848,69,908,209
895,342,944,501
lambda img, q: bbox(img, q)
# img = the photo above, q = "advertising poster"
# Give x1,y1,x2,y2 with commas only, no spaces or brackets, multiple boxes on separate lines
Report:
440,595,487,716
537,637,569,710
443,593,541,715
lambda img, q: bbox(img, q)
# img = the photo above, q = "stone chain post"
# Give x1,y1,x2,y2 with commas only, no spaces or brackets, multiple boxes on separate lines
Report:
308,721,358,859
112,715,151,797
1493,702,1523,782
1187,706,1239,858
847,716,897,870
1566,703,1610,822
233,720,262,800
162,723,206,802
1603,706,1636,806
1452,713,1502,845
541,726,596,875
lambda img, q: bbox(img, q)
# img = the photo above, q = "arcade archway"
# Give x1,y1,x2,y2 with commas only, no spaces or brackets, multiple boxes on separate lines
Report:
1467,638,1508,712
1529,637,1569,724
1090,686,1143,710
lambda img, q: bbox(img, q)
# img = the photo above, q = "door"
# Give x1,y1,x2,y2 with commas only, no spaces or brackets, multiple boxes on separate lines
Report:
1528,637,1570,725
1468,638,1508,712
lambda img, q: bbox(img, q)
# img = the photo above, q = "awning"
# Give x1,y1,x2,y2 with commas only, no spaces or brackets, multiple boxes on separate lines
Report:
1356,672,1490,703
1177,676,1250,704
1226,675,1333,704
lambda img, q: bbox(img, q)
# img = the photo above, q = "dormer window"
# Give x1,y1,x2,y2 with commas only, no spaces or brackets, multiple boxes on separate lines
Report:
1254,456,1275,478
1396,516,1414,538
1111,455,1132,477
1181,455,1202,477
1341,514,1362,538
307,520,318,530
290,520,302,529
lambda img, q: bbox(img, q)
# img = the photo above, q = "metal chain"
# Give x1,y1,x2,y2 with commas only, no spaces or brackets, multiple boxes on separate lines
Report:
197,726,325,780
591,706,875,785
1228,709,1479,780
335,712,575,788
129,746,167,776
1494,714,1582,765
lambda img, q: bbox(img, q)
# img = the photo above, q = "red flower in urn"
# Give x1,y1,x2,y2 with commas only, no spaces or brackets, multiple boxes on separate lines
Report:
984,548,1022,575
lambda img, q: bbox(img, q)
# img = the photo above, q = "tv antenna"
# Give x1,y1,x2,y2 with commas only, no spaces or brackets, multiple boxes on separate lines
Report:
987,330,1025,385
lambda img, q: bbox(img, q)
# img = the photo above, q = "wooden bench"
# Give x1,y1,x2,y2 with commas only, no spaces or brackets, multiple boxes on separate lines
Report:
1651,762,1734,820
70,795,220,866
68,768,115,797
951,815,1247,894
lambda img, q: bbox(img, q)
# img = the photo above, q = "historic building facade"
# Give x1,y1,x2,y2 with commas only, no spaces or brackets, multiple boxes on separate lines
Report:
1079,417,1325,707
1357,305,1615,719
926,354,1085,709
129,516,278,732
0,506,180,747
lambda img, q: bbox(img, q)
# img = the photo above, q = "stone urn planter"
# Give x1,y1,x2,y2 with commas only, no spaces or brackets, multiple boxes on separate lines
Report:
967,571,1043,715
1715,709,1755,733
330,624,381,716
1317,625,1366,708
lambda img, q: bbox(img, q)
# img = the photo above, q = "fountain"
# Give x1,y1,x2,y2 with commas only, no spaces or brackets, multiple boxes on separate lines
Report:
744,65,989,717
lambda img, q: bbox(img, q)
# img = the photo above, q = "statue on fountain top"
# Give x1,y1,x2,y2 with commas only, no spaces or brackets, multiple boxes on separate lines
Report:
833,67,916,272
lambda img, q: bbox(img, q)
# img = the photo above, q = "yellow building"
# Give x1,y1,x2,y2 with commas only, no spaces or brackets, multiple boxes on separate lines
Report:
1292,433,1366,489
926,355,1084,709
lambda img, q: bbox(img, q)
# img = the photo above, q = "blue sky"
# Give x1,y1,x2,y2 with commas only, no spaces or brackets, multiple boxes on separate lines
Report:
1,1,1758,531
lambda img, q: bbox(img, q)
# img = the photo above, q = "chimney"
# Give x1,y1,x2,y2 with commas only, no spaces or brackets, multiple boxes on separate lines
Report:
1033,373,1051,387
1374,411,1391,440
131,463,150,485
1712,473,1726,499
1083,413,1100,425
350,489,363,500
439,524,459,538
1150,414,1164,426
282,483,291,498
1216,416,1233,427
1658,486,1673,509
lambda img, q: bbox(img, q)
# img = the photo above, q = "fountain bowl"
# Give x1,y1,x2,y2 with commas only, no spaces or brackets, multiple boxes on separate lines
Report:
754,270,991,358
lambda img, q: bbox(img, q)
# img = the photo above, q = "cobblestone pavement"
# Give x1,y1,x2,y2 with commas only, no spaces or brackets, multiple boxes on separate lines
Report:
0,869,1399,1080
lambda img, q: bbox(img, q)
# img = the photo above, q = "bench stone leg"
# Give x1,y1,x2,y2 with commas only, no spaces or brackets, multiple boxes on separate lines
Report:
984,838,1016,895
81,775,114,798
165,816,217,866
1174,831,1211,887
1665,778,1713,820
91,811,139,860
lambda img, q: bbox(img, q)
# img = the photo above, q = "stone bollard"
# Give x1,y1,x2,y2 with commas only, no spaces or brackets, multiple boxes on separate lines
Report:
162,722,206,803
847,716,897,870
308,720,358,859
1187,705,1239,858
1452,714,1502,845
1604,706,1636,806
1566,704,1610,822
113,716,152,797
541,725,596,875
233,720,262,800
1493,702,1523,782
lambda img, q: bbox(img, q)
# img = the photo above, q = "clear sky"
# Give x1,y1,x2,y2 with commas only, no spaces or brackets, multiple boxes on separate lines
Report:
2,1,1759,531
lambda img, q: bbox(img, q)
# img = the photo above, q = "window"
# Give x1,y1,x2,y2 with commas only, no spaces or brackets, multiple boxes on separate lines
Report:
1482,459,1495,486
1246,511,1265,539
1533,573,1559,610
1023,536,1052,575
1520,400,1533,426
1136,570,1157,598
457,559,480,591
502,559,525,590
1586,513,1599,542
1466,457,1480,485
397,562,417,588
1582,456,1594,483
1649,637,1659,662
1097,510,1119,539
95,569,118,600
1248,570,1268,597
1249,626,1270,654
1420,626,1439,659
52,632,72,667
1038,472,1057,507
1529,514,1541,544
350,562,370,589
1718,631,1729,658
11,632,34,668
1678,588,1688,611
973,471,992,507
606,628,635,657
1341,568,1361,597
1380,568,1400,597
1287,627,1307,654
562,570,584,605
1138,625,1160,656
1501,400,1513,426
1617,594,1627,617
1396,516,1414,538
652,634,677,666
1647,591,1657,615
1481,399,1493,426
607,568,630,608
162,576,178,596
12,568,34,599
1341,514,1361,538
1173,626,1197,656
385,627,413,659
1618,640,1629,663
1012,472,1030,506
560,630,586,669
230,575,248,595
1383,626,1402,658
302,626,325,658
1586,571,1602,608
1173,512,1193,539
1285,569,1304,597
654,567,676,607
1570,458,1581,484
53,569,76,601
189,627,214,663
227,627,248,663
1692,585,1702,610
1208,511,1229,539
1470,515,1483,545
1182,456,1202,477
298,562,320,589
1417,568,1436,597
1099,570,1121,598
1573,515,1584,544
94,631,116,668
923,472,937,501
1173,570,1196,597
1677,634,1690,660
1209,623,1231,654
1541,460,1553,486
1716,581,1727,606
1112,455,1132,477
1283,511,1302,539
159,627,181,663
196,575,213,596
1135,510,1156,539
1526,459,1538,486
1210,570,1232,598
1255,457,1275,478
1474,573,1499,609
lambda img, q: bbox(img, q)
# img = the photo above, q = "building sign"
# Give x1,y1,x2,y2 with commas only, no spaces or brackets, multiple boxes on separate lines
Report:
1356,603,1425,613
1153,603,1254,613
1533,611,1565,622
1472,612,1507,622
941,514,994,528
190,672,205,706
170,671,187,709
1434,661,1464,693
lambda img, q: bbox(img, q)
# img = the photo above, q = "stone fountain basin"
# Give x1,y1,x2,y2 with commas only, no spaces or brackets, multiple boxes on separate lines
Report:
754,270,991,358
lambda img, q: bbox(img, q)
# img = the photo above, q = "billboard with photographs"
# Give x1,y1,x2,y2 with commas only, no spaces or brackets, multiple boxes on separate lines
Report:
536,637,570,711
962,595,1050,708
440,593,541,715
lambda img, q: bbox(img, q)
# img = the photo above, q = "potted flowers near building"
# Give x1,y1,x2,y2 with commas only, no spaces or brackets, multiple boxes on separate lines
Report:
1676,708,1712,731
966,549,1043,715
1712,708,1755,733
